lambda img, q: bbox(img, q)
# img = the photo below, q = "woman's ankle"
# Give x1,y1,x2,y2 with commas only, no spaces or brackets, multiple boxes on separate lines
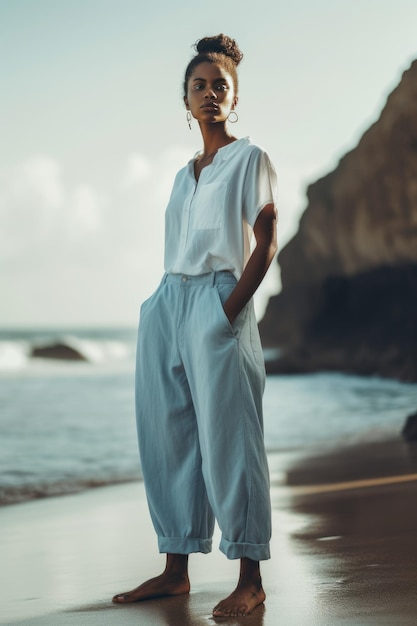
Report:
164,553,189,578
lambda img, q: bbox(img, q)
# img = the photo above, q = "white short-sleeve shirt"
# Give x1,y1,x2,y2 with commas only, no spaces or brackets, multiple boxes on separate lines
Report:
164,137,278,279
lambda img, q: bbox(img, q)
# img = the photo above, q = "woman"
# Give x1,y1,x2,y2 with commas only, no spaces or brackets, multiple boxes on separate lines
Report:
113,34,278,618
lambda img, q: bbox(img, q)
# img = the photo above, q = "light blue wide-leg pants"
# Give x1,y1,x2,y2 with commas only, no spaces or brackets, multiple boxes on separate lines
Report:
135,271,271,561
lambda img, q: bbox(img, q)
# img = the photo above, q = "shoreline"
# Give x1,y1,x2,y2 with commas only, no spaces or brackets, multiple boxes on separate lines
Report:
1,429,410,509
2,438,417,625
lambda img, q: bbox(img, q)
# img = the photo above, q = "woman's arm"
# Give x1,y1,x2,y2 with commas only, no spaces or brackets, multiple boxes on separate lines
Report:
223,203,278,324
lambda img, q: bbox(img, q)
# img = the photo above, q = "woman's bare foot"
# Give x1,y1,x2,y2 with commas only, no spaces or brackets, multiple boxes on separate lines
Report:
212,581,265,617
112,572,190,603
212,558,266,617
112,554,190,604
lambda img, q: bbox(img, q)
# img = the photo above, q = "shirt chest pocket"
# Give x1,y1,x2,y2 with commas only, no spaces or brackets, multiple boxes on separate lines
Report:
192,182,226,230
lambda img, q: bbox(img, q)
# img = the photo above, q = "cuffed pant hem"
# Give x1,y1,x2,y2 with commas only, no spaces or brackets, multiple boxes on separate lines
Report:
158,536,212,554
220,538,271,561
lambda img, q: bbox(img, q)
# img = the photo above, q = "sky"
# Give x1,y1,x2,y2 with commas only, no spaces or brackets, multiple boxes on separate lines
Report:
1,0,417,327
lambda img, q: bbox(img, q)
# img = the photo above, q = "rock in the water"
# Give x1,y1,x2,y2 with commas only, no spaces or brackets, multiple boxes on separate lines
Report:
260,59,417,382
402,412,417,442
31,343,87,361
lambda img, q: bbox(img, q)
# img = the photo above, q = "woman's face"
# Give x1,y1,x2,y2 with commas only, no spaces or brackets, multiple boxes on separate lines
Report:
184,61,238,125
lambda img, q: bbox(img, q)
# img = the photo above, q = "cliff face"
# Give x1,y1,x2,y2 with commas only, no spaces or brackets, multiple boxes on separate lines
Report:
260,60,417,381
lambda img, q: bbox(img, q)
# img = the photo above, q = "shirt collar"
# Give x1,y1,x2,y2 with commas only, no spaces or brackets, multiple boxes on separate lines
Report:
190,136,250,165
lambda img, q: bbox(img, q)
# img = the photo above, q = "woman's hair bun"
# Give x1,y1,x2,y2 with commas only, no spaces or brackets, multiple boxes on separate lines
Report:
195,34,243,65
183,33,243,96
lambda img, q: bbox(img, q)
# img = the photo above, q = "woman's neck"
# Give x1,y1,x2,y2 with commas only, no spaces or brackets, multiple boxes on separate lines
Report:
198,123,237,158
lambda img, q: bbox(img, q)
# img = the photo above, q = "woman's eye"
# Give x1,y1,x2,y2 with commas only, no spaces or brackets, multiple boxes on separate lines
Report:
216,84,227,91
194,84,203,90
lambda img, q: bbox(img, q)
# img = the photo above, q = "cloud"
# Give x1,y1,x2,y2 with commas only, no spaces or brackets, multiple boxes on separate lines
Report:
10,155,63,211
0,155,106,265
0,147,190,278
71,184,102,236
120,153,152,190
0,155,63,259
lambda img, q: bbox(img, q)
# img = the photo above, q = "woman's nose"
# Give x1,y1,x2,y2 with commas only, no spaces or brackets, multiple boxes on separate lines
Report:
204,88,217,99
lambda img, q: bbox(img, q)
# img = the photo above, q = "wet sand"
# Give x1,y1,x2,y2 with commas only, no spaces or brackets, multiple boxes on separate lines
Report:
2,438,417,625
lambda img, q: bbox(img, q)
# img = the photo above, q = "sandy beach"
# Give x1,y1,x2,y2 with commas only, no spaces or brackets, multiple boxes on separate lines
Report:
2,438,417,626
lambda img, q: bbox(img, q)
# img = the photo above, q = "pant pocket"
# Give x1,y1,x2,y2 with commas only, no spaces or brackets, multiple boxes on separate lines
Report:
213,284,235,334
213,283,248,336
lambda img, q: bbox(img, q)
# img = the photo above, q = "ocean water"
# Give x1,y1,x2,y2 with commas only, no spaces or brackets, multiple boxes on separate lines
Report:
1,327,416,506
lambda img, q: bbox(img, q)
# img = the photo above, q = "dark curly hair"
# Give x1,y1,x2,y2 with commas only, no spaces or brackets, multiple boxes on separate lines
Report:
183,34,243,97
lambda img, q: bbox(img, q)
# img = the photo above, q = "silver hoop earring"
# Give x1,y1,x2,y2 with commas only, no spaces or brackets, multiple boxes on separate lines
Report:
227,110,238,123
186,111,192,130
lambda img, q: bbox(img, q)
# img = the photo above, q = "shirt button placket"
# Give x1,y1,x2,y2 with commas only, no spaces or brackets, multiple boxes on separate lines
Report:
178,188,194,262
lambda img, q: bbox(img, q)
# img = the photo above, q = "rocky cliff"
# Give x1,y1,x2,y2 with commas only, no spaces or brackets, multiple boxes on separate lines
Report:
260,60,417,382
